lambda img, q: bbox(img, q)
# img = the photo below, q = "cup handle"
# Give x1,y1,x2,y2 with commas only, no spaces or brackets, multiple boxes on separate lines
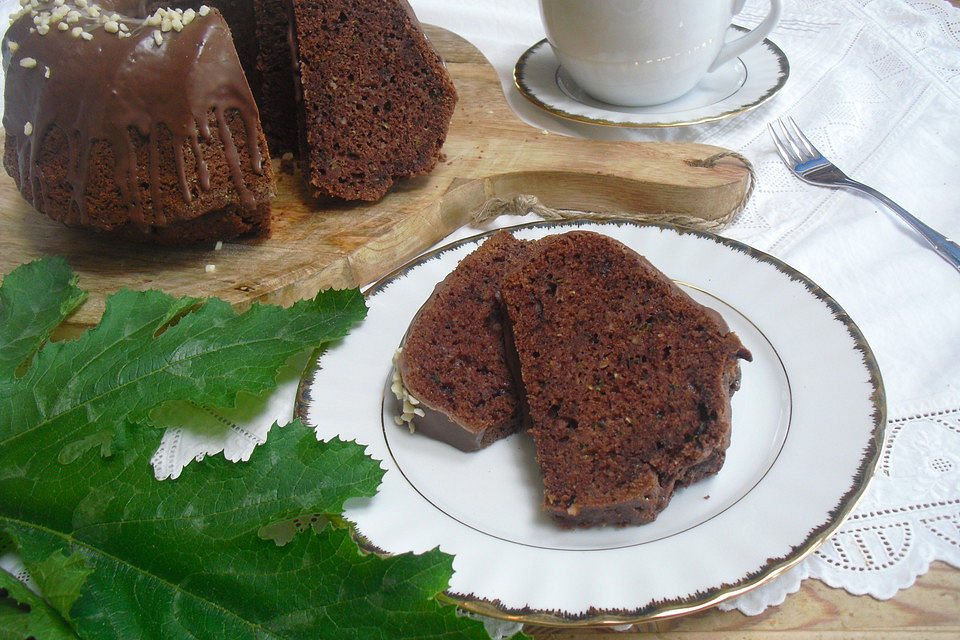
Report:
707,0,782,72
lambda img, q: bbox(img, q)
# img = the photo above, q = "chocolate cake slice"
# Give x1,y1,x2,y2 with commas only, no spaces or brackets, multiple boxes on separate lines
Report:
286,0,457,201
395,231,531,451
500,230,752,527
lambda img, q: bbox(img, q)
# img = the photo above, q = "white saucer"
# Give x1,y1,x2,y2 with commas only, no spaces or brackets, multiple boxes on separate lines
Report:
514,26,789,128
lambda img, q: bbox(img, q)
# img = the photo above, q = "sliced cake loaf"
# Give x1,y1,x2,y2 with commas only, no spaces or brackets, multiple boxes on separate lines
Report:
395,231,531,451
500,230,752,527
287,0,458,201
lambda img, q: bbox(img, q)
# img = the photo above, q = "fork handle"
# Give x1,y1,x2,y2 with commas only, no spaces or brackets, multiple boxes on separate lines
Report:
841,179,960,273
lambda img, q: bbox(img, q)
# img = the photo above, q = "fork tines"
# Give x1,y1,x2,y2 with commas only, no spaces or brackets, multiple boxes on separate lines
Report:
768,116,824,168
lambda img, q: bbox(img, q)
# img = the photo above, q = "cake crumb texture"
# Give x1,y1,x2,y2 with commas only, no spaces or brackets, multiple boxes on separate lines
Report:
500,230,751,527
288,0,457,201
397,231,530,450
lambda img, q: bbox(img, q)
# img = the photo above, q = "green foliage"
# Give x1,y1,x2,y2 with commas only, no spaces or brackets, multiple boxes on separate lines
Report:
0,259,508,640
0,256,86,379
0,563,79,640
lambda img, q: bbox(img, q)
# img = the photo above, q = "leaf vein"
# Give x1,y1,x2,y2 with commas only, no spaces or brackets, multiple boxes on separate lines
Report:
2,334,309,447
2,515,284,640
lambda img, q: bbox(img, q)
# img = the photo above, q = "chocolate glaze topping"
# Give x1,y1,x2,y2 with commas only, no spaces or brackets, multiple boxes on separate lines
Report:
390,388,489,453
2,0,263,226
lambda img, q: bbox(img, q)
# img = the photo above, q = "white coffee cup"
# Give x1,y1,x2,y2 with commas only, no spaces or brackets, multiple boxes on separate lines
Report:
539,0,782,107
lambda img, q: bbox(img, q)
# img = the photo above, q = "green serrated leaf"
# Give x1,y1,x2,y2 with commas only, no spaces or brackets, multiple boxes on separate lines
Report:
0,260,514,640
0,256,87,380
7,419,387,636
280,528,495,640
0,286,367,533
0,568,79,640
1,286,365,445
21,551,92,624
4,421,493,640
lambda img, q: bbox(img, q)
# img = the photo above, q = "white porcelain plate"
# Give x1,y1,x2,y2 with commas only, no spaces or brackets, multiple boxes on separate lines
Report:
514,26,790,128
301,220,883,626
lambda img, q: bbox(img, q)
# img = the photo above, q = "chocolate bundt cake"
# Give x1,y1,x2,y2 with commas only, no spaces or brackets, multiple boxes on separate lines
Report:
158,0,261,98
500,231,752,528
394,231,531,451
3,0,458,242
2,1,273,244
287,0,458,201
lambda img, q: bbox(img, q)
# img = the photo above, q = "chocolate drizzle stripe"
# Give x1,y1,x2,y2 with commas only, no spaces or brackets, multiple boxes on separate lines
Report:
242,104,264,174
189,126,211,191
174,141,190,202
214,106,255,210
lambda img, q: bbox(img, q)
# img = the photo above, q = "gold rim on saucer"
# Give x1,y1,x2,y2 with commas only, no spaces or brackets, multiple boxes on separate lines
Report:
514,27,790,128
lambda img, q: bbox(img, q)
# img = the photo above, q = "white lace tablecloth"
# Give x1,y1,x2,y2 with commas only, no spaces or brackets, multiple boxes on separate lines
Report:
5,0,956,627
154,0,959,621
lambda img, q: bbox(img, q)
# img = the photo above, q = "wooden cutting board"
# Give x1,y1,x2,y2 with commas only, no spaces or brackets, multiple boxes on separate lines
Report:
0,26,750,338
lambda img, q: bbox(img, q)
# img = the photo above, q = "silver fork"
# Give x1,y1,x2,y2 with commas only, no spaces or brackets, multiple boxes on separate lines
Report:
768,116,960,273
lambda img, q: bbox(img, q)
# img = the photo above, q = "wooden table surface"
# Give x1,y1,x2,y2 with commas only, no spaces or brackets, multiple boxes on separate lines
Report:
525,2,960,638
522,561,959,638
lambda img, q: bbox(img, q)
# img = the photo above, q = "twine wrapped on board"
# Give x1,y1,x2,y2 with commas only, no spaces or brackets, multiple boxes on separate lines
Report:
472,152,755,232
